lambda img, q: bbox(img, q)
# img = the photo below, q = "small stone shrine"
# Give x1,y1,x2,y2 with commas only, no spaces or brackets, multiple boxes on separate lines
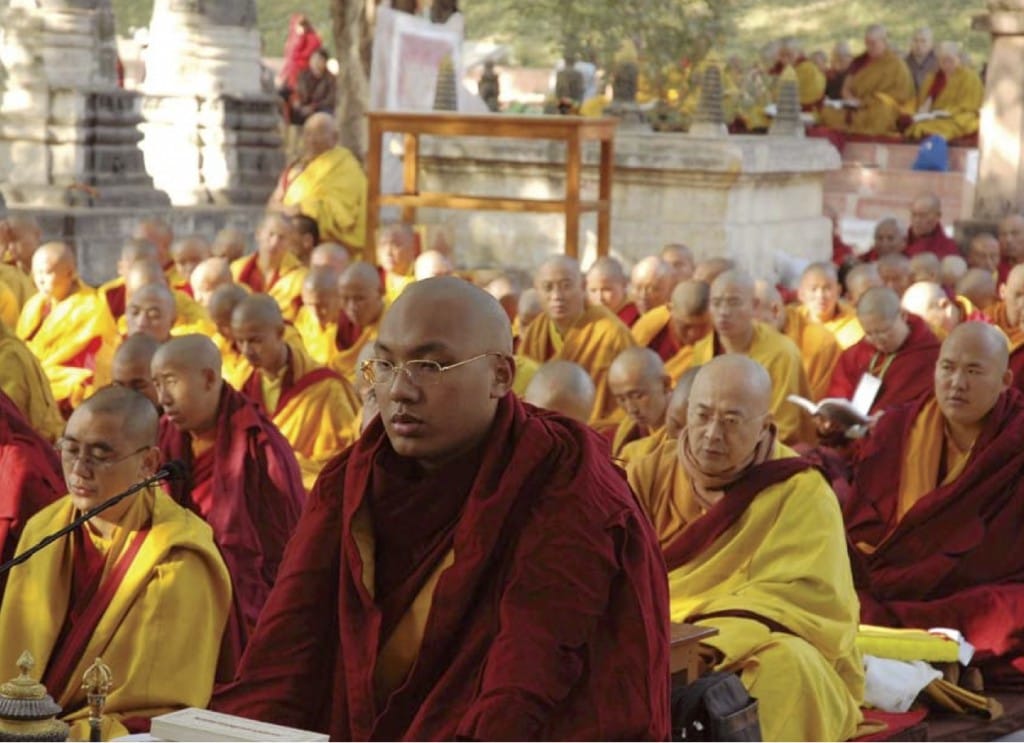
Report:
0,651,67,742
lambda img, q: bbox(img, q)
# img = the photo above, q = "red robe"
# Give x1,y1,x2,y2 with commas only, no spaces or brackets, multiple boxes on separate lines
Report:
103,283,127,320
647,323,682,363
827,314,940,413
616,301,641,328
0,391,64,595
844,390,1024,687
905,224,961,259
157,385,304,647
1011,346,1024,396
214,394,670,740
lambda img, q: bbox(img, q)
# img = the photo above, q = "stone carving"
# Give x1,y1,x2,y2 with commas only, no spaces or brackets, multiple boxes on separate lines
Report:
688,58,728,137
433,54,458,111
769,65,804,137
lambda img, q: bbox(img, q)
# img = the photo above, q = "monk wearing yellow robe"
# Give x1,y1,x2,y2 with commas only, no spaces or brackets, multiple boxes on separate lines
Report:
690,270,813,444
632,280,712,384
0,277,20,328
233,295,361,490
17,242,118,412
0,262,35,311
755,280,840,400
97,238,163,321
115,260,215,339
295,266,348,365
523,359,596,424
905,42,983,141
231,213,308,322
0,387,230,739
607,347,671,465
820,24,915,136
206,283,252,391
376,224,417,304
797,261,864,349
0,323,64,442
520,256,635,429
321,261,387,383
270,112,367,253
631,356,863,741
773,38,826,110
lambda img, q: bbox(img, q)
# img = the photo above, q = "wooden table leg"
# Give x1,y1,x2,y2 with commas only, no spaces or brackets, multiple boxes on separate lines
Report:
597,137,613,258
365,119,383,265
402,132,419,225
564,132,582,259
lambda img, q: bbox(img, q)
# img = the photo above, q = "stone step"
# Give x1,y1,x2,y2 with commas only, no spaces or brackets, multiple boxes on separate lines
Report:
840,141,977,174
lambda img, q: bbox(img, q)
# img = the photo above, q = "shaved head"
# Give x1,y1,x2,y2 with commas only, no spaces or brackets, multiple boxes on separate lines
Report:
608,347,670,429
152,334,222,375
940,255,968,288
77,385,159,447
413,250,453,281
232,294,287,373
958,267,998,311
211,227,248,262
877,253,913,295
535,255,585,327
902,281,955,333
873,217,907,257
518,288,543,329
523,361,596,423
858,286,910,353
661,243,695,283
935,322,1012,430
586,256,629,312
338,261,385,327
844,263,882,304
31,241,77,301
302,111,339,158
126,283,177,341
1002,263,1024,329
909,252,941,283
631,256,675,314
693,257,736,284
799,262,841,322
310,242,352,273
208,283,250,336
171,236,210,281
753,279,785,330
665,366,701,439
303,265,341,295
117,238,159,277
587,256,628,283
190,257,232,308
910,193,943,239
151,334,224,434
112,333,161,408
669,280,711,345
125,258,168,296
858,286,902,320
709,270,757,344
233,293,284,328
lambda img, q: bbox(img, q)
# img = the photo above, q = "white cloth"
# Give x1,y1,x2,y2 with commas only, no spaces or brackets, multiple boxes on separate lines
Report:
863,655,942,713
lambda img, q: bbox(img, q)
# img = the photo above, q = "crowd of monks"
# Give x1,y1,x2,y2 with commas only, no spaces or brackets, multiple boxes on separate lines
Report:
2,133,1024,738
657,23,985,144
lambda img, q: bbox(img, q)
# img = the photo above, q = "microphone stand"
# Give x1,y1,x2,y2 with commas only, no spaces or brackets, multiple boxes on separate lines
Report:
0,464,182,577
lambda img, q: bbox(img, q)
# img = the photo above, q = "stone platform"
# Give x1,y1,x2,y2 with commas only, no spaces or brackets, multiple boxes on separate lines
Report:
416,131,840,280
4,205,265,286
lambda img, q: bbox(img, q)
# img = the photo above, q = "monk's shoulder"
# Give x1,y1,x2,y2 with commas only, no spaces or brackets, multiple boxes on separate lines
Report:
630,305,671,345
150,491,229,564
585,304,633,341
18,494,73,542
760,453,843,527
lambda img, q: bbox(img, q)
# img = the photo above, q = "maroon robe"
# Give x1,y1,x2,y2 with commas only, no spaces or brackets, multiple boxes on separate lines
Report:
827,314,940,413
214,394,670,740
616,301,641,328
157,385,304,647
905,225,961,259
103,283,127,320
844,390,1024,687
0,391,64,599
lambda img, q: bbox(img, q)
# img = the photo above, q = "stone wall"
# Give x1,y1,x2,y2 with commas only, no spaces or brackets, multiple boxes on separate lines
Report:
4,205,264,285
416,131,841,280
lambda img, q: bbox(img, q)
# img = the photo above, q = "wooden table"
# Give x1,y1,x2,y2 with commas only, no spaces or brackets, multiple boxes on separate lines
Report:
364,111,618,261
670,622,719,686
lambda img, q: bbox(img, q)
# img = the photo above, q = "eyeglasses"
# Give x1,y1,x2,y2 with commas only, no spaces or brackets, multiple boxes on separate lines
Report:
361,352,501,387
56,439,149,472
689,409,765,433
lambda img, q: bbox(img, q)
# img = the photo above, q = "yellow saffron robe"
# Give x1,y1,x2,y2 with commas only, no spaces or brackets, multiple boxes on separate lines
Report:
0,488,231,740
116,289,215,338
211,331,250,392
906,65,984,141
611,418,665,468
511,353,539,397
281,146,367,252
820,50,915,136
630,304,672,349
293,305,339,367
0,278,19,328
0,324,64,442
794,58,826,109
325,318,384,384
244,342,361,491
795,302,864,350
384,271,415,305
645,441,864,741
16,282,118,409
782,308,842,401
519,305,636,427
689,322,814,444
0,263,35,309
230,252,308,323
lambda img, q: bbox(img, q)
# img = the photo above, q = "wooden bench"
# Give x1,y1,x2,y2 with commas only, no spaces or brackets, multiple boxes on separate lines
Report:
670,622,718,686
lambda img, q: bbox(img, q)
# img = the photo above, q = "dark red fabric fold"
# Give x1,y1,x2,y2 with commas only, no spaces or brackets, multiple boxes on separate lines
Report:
905,224,961,259
104,283,127,319
617,302,641,328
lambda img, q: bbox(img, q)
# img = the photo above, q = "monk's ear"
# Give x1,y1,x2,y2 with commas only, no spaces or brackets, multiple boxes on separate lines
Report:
661,374,672,394
139,445,161,479
1003,367,1014,390
490,354,515,398
999,282,1008,301
201,366,219,390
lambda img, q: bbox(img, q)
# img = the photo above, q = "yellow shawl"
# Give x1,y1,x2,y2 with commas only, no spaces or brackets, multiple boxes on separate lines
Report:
283,146,367,252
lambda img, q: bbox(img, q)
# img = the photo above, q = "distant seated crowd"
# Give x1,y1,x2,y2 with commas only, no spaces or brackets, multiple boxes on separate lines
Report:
1,177,1024,738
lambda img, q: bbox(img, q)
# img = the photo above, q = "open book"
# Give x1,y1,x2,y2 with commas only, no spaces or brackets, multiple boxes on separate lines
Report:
150,708,329,742
787,372,881,425
912,110,951,122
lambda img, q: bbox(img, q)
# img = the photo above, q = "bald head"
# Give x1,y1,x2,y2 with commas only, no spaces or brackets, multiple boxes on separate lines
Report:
485,274,522,324
152,334,222,376
873,217,907,257
112,333,161,408
310,242,352,273
910,252,941,283
940,255,968,289
845,263,882,304
631,256,675,314
858,285,902,321
665,366,701,439
76,385,159,447
414,250,453,281
661,243,695,283
877,253,913,295
958,267,998,311
338,261,385,327
935,322,1012,428
998,214,1024,263
608,347,670,429
668,279,712,345
709,270,757,342
902,280,960,334
232,294,287,372
151,334,224,434
125,258,168,296
302,112,339,158
752,279,785,330
211,227,248,262
190,257,232,308
134,218,173,262
692,256,735,284
31,241,77,301
126,283,177,341
208,283,250,336
1001,263,1024,329
518,288,543,329
535,255,585,327
523,361,596,423
171,236,210,281
910,193,943,239
117,238,159,277
967,232,1001,273
233,293,284,328
798,262,841,321
586,256,629,312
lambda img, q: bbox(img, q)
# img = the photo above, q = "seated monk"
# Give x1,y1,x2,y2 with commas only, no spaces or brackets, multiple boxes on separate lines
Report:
998,214,1024,284
861,216,907,263
628,356,863,740
134,218,184,286
819,23,914,136
909,251,942,283
690,270,813,444
213,276,670,739
111,333,161,411
101,237,161,319
826,287,941,416
844,262,883,306
519,255,635,429
206,283,252,390
904,41,983,142
0,219,38,310
902,280,986,340
967,232,1001,275
878,254,914,299
170,236,210,293
631,279,711,381
607,347,671,464
376,224,418,304
211,227,248,263
586,256,640,327
269,112,367,252
294,266,349,365
326,262,387,382
630,256,676,317
755,279,840,400
522,359,596,424
1000,265,1024,393
152,335,304,658
959,267,998,314
189,256,233,309
17,242,118,413
0,276,21,329
941,254,968,293
413,250,453,281
0,389,63,574
124,284,178,343
906,193,961,259
844,323,1024,686
776,36,827,110
517,288,544,335
231,213,308,322
121,260,213,337
0,322,64,442
661,243,696,285
309,241,352,273
796,261,864,349
0,386,231,738
232,294,360,490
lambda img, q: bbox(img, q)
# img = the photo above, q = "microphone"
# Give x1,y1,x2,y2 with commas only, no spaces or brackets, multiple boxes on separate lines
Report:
0,459,187,577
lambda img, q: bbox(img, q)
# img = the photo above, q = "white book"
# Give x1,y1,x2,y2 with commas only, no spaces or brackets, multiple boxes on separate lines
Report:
150,708,329,742
787,372,881,426
912,110,951,123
